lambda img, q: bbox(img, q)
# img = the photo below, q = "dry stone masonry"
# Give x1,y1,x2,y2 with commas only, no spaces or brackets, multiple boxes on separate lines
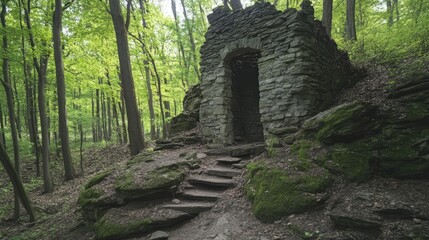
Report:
199,2,355,145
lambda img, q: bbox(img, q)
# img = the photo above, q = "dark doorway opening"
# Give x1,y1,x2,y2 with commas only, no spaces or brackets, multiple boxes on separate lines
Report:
231,52,264,143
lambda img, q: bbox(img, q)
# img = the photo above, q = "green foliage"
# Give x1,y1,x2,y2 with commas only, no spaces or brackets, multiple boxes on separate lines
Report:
245,161,332,223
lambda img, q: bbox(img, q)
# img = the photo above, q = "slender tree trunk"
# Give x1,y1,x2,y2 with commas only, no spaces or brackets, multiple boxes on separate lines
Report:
96,80,102,141
0,142,35,222
101,91,108,141
179,0,200,80
53,0,75,180
22,0,53,193
12,78,22,140
112,101,122,143
346,0,357,40
139,0,157,139
110,0,145,155
19,2,39,174
0,104,5,146
92,93,96,142
393,0,399,21
171,0,190,88
322,0,333,37
119,92,128,143
1,1,21,220
387,0,393,26
107,96,112,140
148,58,166,139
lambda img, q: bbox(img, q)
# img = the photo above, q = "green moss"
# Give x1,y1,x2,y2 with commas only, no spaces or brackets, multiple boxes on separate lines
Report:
291,140,317,171
315,141,372,182
244,161,332,223
127,152,154,167
84,169,112,190
404,103,429,121
115,164,185,194
114,171,138,192
78,188,103,208
378,127,429,178
94,216,152,239
266,135,280,157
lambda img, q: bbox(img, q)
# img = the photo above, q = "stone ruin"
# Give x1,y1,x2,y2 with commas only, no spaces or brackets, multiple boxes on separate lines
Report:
198,2,355,145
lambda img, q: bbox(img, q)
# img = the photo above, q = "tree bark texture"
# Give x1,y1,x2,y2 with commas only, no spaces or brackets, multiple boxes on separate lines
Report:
322,0,333,37
53,0,75,180
346,0,357,40
22,0,53,193
109,0,145,155
0,142,35,222
1,0,21,220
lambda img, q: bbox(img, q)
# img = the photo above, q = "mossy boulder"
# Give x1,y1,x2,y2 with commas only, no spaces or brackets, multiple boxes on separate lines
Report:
314,141,373,182
376,127,429,179
302,102,381,144
78,169,125,221
115,163,185,200
127,151,155,167
169,113,197,134
244,161,332,223
94,203,192,240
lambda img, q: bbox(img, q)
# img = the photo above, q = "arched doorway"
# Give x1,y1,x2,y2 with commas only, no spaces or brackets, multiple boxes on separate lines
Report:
229,51,264,143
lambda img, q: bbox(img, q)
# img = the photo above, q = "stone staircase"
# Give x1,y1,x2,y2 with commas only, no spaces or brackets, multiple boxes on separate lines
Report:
161,156,249,216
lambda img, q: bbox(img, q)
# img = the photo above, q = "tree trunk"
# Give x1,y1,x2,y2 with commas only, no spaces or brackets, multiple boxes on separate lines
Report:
53,0,75,180
92,92,96,142
12,78,22,140
1,0,21,220
0,104,5,146
96,79,102,141
387,0,393,26
393,0,399,21
109,0,144,155
346,0,357,40
120,92,128,143
0,142,35,222
180,0,200,80
138,0,157,139
171,0,190,88
322,0,333,37
22,0,53,193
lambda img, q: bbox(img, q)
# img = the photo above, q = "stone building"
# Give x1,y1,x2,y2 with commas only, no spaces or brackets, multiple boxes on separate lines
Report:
199,2,354,145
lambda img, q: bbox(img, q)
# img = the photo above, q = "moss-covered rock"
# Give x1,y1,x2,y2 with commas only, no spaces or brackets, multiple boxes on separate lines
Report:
84,169,113,190
244,161,332,223
115,163,185,200
94,203,192,240
126,151,154,168
377,127,429,179
302,102,380,144
78,188,104,208
315,141,373,182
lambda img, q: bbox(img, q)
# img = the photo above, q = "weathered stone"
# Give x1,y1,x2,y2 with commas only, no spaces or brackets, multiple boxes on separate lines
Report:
94,203,191,240
150,231,169,240
199,2,355,145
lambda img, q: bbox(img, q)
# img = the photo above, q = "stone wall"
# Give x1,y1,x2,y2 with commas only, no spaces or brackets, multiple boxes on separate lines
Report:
200,2,353,145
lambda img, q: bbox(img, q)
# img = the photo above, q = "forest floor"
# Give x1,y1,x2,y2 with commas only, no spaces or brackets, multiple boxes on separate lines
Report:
1,143,428,240
1,63,429,240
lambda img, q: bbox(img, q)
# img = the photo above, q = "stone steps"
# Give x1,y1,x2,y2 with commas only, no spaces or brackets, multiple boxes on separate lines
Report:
162,201,215,214
181,189,221,201
188,174,236,188
207,166,241,178
215,156,243,164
